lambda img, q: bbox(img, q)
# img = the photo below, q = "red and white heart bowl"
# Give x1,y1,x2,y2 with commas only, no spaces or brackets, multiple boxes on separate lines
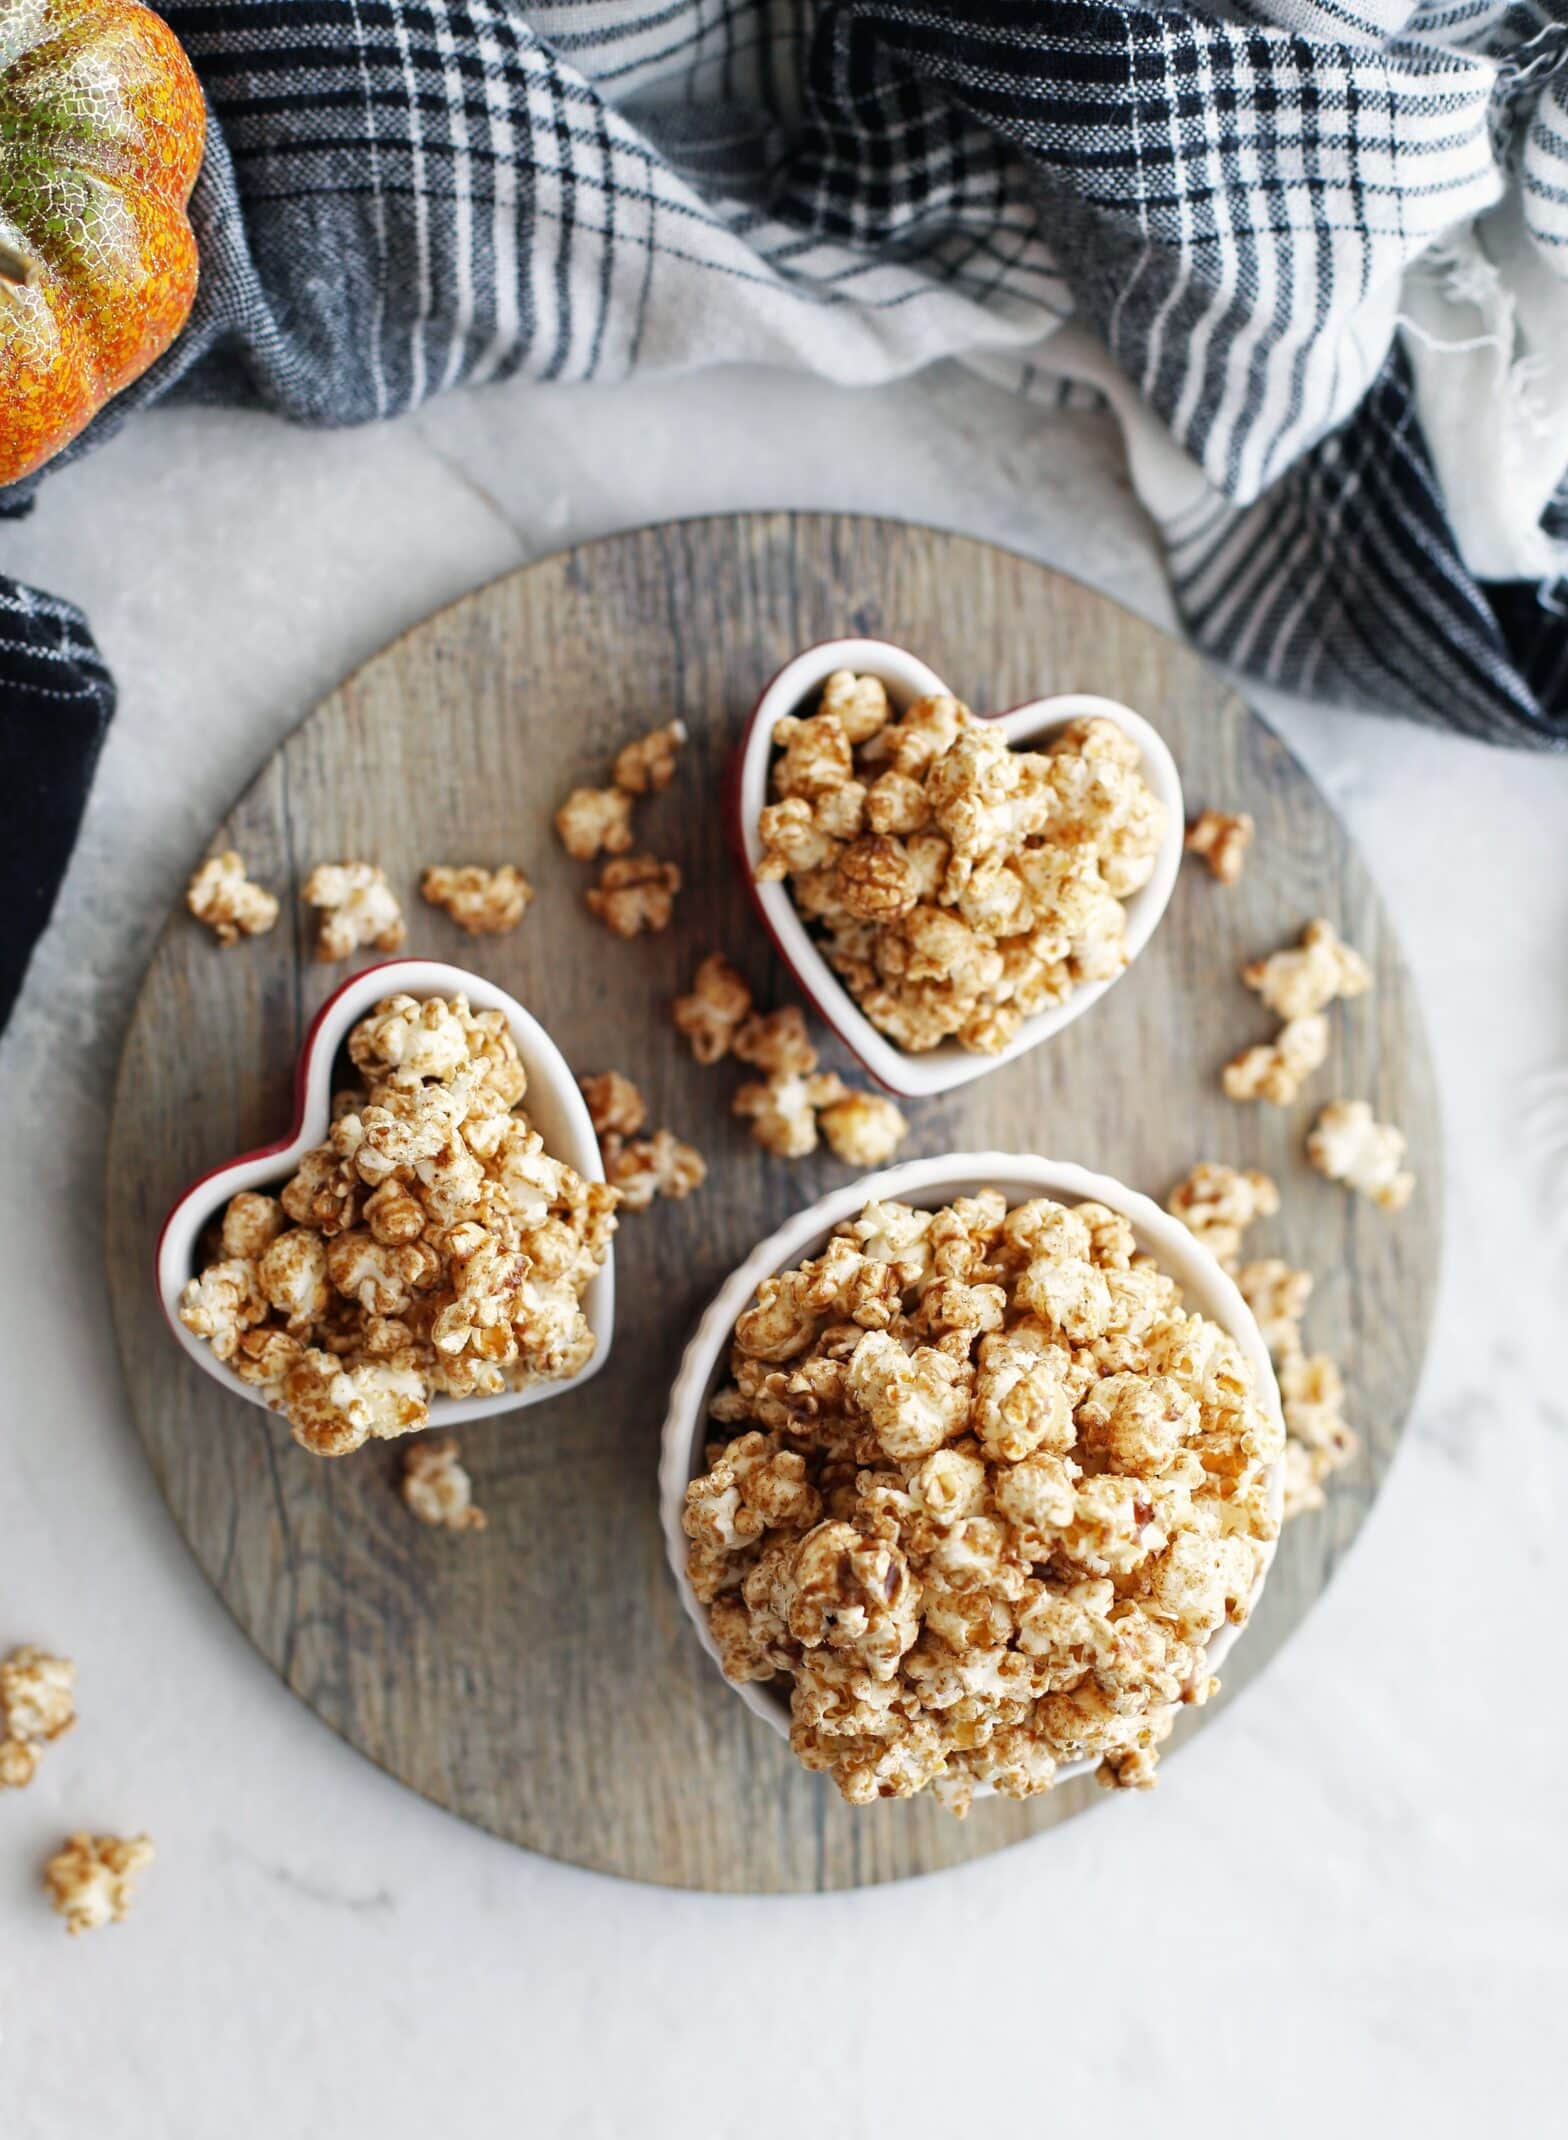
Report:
730,639,1185,1099
156,958,614,1425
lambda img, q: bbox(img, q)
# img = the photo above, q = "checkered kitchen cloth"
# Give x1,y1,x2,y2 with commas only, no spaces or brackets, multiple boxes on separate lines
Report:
4,1,1567,1017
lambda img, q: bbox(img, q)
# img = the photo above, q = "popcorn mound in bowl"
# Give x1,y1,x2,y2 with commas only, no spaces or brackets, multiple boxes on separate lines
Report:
754,673,1167,1055
178,994,618,1456
683,1192,1282,1813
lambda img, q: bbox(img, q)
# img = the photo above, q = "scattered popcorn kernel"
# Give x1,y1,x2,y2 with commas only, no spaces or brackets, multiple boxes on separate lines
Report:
1165,1162,1280,1267
686,1193,1281,1811
554,785,635,861
818,1091,908,1168
1243,918,1372,1021
43,1833,154,1936
1234,1259,1313,1363
755,674,1165,1054
303,862,406,962
673,955,753,1064
612,720,687,796
579,1070,648,1140
1306,1100,1415,1212
185,850,279,946
1221,1013,1330,1106
420,863,533,935
733,1070,848,1159
180,996,616,1453
401,1435,487,1532
585,853,681,937
0,1737,38,1789
0,1645,76,1753
603,1128,707,1210
1184,809,1253,885
732,1006,819,1081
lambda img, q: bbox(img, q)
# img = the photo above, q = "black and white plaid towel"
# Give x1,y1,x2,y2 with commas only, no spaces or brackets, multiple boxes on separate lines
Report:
5,0,1566,1023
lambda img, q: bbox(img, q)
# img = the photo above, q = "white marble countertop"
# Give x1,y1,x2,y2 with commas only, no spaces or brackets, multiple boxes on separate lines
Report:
2,364,1564,2138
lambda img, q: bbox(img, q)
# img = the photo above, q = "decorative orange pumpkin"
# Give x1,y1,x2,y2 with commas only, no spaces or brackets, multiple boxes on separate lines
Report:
0,0,204,486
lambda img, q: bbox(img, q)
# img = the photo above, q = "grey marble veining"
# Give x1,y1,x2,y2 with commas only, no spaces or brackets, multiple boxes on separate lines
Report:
0,360,1563,2139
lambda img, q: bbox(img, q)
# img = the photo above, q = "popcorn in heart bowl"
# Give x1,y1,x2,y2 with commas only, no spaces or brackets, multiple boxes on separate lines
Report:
731,639,1184,1098
157,959,615,1453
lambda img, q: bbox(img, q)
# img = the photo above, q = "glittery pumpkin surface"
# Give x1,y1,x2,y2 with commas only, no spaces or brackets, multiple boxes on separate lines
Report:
0,0,204,484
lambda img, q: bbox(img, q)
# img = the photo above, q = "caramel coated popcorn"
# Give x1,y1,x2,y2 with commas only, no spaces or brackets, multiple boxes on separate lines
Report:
420,864,533,936
579,1070,647,1140
818,1091,909,1168
179,994,617,1454
0,1645,76,1788
756,677,1166,1056
685,1192,1282,1810
612,720,687,796
1233,1254,1358,1519
303,862,407,962
1222,1014,1329,1107
1307,1100,1414,1212
673,955,753,1064
1165,1162,1280,1268
1184,809,1253,885
586,854,681,938
43,1833,154,1936
402,1435,487,1532
555,786,635,861
1243,919,1371,1022
603,1128,707,1210
185,851,279,946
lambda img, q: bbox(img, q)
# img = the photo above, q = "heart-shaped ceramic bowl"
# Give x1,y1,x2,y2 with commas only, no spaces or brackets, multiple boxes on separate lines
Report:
157,958,614,1424
731,639,1184,1098
659,1152,1284,1788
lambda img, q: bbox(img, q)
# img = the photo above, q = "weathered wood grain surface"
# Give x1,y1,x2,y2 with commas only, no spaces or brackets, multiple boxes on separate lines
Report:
105,515,1440,1891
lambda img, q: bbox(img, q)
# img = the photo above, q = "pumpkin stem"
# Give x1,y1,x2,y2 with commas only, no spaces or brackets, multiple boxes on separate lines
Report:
0,239,35,287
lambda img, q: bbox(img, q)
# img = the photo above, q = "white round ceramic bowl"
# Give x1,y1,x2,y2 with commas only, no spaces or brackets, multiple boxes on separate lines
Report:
157,958,614,1424
730,638,1185,1099
659,1151,1284,1782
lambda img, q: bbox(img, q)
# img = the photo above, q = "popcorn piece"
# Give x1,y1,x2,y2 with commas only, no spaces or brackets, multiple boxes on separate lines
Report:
420,864,533,936
585,854,680,937
0,1645,76,1750
303,862,406,962
0,1738,38,1789
579,1070,648,1140
401,1435,487,1532
554,785,635,861
732,1006,819,1080
673,955,753,1065
185,850,279,946
1306,1100,1415,1212
688,1193,1280,1810
819,670,891,746
733,1072,848,1160
220,1191,284,1262
603,1128,706,1211
1184,809,1253,885
1165,1162,1280,1267
1234,1259,1313,1363
1243,918,1372,1022
818,1092,908,1169
42,1834,154,1936
612,720,687,796
1222,1013,1330,1106
178,1258,265,1362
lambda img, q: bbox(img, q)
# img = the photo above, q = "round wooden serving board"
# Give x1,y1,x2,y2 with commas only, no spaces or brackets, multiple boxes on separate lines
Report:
106,515,1440,1892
